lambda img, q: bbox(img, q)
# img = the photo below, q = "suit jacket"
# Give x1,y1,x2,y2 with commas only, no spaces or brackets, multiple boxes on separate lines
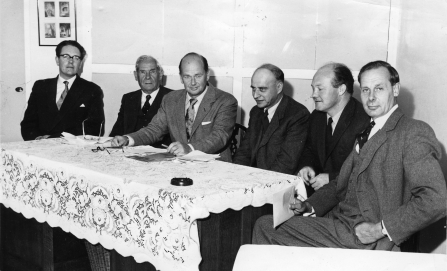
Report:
109,86,173,147
233,95,310,175
298,97,370,181
308,108,447,249
21,75,105,141
127,83,237,162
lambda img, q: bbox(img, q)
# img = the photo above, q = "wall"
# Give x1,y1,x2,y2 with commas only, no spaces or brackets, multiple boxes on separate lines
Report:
395,0,447,254
0,0,26,143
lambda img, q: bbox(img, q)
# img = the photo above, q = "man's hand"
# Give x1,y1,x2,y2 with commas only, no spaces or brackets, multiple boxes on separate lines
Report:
289,198,313,216
309,173,329,190
354,222,385,244
297,166,316,185
167,142,192,156
111,136,129,147
35,135,50,140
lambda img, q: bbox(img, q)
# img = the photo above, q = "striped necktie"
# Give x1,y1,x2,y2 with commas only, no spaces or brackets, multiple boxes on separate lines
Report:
56,81,69,110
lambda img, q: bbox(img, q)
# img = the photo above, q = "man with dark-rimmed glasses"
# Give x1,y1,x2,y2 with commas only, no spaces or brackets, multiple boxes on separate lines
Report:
21,40,105,140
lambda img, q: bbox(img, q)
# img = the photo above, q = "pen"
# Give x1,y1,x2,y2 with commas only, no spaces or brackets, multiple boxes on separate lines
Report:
161,144,169,149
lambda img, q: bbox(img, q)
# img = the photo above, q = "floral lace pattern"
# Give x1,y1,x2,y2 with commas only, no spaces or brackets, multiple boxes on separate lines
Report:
0,139,304,270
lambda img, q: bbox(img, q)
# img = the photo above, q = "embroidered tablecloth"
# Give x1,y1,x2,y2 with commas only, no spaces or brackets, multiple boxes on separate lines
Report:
0,139,306,270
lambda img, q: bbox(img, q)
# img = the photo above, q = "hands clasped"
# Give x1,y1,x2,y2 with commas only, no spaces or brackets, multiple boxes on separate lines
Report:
298,167,329,190
289,197,312,216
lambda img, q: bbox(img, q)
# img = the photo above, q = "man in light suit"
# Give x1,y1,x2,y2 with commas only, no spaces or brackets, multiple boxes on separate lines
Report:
21,40,104,141
233,64,309,174
111,52,237,162
253,61,446,251
297,63,370,194
109,55,173,148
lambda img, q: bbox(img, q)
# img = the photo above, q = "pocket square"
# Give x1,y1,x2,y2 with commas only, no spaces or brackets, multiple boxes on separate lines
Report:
202,121,212,125
80,104,86,107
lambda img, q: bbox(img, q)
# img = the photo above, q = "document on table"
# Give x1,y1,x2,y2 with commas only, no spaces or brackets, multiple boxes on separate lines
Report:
273,185,296,228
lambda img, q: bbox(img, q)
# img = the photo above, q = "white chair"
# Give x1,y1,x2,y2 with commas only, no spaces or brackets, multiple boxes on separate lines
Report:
233,244,446,271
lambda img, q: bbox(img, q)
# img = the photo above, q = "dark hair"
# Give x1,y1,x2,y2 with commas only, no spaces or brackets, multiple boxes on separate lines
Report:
256,63,285,83
178,52,209,74
55,40,86,60
358,60,399,85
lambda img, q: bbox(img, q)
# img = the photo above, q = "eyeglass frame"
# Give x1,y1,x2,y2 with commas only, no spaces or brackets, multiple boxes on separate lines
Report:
59,54,82,62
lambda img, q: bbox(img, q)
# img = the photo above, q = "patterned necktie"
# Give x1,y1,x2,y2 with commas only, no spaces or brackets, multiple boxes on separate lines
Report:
142,95,151,115
185,98,198,140
56,81,69,110
325,117,333,154
357,121,376,149
262,109,269,134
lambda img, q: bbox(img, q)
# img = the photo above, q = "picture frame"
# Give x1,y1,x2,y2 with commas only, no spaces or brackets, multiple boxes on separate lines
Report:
37,0,77,46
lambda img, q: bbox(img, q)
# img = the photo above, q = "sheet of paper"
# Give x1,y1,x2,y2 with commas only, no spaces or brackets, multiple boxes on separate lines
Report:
61,133,113,146
273,185,296,228
124,145,168,154
177,150,220,162
125,152,175,162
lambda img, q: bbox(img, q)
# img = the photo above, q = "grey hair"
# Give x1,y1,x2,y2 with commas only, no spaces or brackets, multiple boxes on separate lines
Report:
135,55,164,76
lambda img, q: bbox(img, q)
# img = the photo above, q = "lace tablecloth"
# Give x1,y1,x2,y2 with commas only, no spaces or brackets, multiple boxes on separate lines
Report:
0,139,306,271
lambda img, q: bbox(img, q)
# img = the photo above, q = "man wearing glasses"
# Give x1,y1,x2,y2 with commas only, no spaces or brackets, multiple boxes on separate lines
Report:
109,55,173,148
21,40,105,140
111,52,238,162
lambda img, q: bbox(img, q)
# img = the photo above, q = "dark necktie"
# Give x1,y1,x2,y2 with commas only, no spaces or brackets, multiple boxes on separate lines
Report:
142,95,151,115
185,98,198,140
262,109,269,134
325,117,333,155
357,121,376,149
56,81,69,110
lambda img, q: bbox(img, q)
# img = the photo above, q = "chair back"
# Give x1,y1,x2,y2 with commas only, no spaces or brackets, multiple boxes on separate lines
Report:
229,123,247,158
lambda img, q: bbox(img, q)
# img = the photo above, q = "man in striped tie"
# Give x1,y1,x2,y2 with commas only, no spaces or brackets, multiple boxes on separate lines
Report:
21,40,105,140
111,52,238,162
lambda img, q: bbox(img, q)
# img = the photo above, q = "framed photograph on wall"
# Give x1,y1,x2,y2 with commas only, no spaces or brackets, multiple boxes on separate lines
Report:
37,0,77,46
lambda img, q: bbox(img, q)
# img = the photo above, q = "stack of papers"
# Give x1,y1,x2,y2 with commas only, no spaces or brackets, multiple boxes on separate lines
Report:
124,145,167,155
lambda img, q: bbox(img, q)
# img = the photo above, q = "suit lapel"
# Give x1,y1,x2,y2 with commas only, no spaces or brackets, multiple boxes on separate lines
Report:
127,90,142,131
325,98,356,161
47,76,59,114
357,109,404,175
257,96,287,150
174,90,188,142
57,75,83,118
190,85,216,137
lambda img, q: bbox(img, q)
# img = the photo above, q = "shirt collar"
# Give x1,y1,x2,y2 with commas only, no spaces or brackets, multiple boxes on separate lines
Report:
58,75,76,87
141,88,160,104
186,86,208,104
264,96,282,122
371,104,399,130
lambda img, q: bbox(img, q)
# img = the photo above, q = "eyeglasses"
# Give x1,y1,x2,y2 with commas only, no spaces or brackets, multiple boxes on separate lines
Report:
91,146,124,154
91,146,111,154
60,54,81,62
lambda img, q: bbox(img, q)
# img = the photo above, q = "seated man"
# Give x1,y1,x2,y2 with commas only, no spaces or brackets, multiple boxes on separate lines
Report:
297,63,370,194
233,64,309,174
111,52,237,162
109,55,173,148
253,61,447,251
21,40,104,140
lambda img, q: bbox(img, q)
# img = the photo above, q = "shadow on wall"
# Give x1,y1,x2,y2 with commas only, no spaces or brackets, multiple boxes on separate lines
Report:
282,80,295,98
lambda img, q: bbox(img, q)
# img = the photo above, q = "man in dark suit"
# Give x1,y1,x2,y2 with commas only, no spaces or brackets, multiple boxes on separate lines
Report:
297,63,370,193
111,52,237,162
253,61,446,251
233,64,309,174
109,55,173,148
21,40,104,141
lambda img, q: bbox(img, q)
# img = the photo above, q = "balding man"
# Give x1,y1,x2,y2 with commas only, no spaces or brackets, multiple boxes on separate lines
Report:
253,61,446,251
297,63,370,194
109,55,173,148
233,64,309,174
111,52,237,162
